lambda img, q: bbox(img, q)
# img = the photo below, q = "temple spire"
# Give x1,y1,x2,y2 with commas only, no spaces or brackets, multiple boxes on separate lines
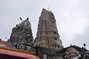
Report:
34,8,63,50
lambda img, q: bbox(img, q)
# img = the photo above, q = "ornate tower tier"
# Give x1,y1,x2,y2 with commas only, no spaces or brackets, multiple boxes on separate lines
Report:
8,18,33,51
34,8,63,50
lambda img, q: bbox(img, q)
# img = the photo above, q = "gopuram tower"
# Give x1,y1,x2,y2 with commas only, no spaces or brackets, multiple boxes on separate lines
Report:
8,18,34,51
34,8,63,50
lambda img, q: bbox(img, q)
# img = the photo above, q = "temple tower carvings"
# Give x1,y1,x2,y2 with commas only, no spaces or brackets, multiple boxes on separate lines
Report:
34,8,63,50
8,18,33,51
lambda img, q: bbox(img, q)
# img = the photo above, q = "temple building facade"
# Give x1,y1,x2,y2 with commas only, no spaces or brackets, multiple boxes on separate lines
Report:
34,8,63,50
34,8,87,59
8,18,34,52
1,8,88,59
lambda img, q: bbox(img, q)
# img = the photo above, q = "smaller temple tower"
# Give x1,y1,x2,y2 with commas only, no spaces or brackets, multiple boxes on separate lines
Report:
8,18,33,51
34,8,63,50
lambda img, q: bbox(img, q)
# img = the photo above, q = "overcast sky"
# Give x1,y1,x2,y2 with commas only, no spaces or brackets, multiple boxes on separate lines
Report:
0,0,89,49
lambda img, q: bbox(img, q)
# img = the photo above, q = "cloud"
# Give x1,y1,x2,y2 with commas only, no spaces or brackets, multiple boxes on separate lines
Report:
72,25,89,49
0,0,52,40
52,0,89,47
0,0,89,49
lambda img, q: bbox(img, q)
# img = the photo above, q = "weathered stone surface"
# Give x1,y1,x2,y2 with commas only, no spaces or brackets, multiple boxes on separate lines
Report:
65,47,79,57
34,8,63,50
8,18,33,51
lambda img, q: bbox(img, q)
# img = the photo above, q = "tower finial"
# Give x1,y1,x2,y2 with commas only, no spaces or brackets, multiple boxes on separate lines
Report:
27,17,29,20
48,0,51,11
48,5,50,11
20,17,22,21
